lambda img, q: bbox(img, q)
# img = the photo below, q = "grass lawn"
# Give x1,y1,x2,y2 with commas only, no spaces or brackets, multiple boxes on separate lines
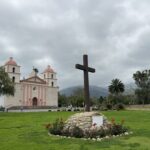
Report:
0,110,150,150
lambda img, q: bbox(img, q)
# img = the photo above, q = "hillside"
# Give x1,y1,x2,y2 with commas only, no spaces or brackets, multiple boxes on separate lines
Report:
59,85,108,98
59,83,136,98
124,82,136,95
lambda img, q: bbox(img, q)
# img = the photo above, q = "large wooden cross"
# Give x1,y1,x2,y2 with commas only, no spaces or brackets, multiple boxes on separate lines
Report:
75,54,95,112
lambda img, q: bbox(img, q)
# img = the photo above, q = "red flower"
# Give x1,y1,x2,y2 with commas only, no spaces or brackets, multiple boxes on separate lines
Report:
92,123,97,126
45,123,51,129
121,119,125,125
111,118,115,125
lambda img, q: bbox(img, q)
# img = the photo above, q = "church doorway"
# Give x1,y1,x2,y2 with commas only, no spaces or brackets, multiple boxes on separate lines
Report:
32,97,38,106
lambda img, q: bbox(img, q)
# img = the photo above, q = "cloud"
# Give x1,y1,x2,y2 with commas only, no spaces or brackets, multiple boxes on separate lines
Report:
0,0,150,89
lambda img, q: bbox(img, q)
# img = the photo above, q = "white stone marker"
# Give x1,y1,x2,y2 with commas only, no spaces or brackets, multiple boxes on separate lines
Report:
92,116,103,126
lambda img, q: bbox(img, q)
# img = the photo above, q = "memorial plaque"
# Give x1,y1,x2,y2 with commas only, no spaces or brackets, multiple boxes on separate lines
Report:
92,116,103,126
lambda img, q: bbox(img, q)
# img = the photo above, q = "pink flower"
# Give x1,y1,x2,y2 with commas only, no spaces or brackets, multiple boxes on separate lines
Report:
92,123,97,126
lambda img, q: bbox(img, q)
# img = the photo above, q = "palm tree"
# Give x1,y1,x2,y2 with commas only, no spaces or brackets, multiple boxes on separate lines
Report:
108,79,125,95
133,70,150,104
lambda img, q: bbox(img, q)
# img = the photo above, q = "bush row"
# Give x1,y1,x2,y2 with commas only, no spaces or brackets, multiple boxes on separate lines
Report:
93,103,125,111
48,103,125,112
0,106,5,111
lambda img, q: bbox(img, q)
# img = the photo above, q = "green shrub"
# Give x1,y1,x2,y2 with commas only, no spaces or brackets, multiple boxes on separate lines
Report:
106,104,113,110
48,117,129,138
114,103,125,111
92,107,99,111
0,106,5,111
109,117,128,135
74,108,80,111
100,105,108,111
84,127,108,139
97,128,106,137
49,118,64,135
71,126,84,138
84,129,98,138
110,124,128,135
61,128,70,136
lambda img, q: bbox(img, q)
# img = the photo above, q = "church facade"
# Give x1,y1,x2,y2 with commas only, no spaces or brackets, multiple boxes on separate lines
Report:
0,57,58,109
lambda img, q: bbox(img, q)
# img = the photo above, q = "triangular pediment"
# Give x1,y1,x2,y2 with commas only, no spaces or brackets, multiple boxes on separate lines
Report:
21,76,46,84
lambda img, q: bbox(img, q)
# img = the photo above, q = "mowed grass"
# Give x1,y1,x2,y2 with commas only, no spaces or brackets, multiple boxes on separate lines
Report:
0,111,150,150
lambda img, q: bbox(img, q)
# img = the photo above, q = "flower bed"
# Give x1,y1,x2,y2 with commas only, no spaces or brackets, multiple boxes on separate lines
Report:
46,117,131,140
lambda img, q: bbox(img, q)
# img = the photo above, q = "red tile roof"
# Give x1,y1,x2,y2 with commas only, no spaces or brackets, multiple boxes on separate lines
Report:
43,65,55,73
5,57,17,66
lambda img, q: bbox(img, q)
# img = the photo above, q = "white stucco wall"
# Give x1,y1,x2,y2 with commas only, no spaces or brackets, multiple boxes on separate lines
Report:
42,72,57,87
19,82,58,107
4,84,22,108
4,65,20,83
2,58,58,109
0,96,4,107
3,76,58,108
7,72,20,83
5,65,20,73
46,87,58,106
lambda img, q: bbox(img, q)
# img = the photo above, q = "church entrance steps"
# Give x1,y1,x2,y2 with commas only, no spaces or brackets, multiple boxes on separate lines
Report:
6,106,58,112
8,109,50,112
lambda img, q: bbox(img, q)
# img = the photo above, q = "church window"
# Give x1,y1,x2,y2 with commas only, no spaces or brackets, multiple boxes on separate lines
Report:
33,87,36,90
12,67,15,73
51,82,54,87
51,74,53,79
12,77,15,83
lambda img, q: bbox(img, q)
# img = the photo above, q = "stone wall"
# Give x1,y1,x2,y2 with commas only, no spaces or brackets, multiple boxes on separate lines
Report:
64,112,109,131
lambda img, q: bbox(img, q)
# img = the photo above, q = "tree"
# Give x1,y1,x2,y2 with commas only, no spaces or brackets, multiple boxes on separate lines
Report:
133,70,150,104
97,96,105,105
94,96,106,109
58,93,69,107
108,79,125,104
69,88,84,107
109,79,125,95
0,67,15,96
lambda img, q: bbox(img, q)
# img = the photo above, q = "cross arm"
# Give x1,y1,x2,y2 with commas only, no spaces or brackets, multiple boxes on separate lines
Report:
75,64,85,70
75,64,95,73
88,67,95,73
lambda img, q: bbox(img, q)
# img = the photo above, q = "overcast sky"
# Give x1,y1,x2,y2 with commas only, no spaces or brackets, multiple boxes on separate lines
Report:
0,0,150,89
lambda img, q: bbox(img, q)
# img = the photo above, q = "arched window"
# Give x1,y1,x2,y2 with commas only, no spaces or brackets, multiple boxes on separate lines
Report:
51,74,53,79
12,67,15,73
51,82,54,87
12,76,15,83
44,74,46,79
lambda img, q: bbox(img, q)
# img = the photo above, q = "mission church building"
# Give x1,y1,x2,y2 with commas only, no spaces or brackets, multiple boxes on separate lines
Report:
0,57,58,110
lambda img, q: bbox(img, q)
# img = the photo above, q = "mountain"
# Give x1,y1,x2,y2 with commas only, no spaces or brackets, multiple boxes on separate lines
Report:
59,83,137,98
124,82,136,95
59,85,108,98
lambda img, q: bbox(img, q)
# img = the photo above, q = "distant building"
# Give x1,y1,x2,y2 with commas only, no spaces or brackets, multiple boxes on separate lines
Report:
0,57,58,109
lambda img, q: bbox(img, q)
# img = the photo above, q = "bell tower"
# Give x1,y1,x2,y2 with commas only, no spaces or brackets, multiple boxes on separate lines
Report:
42,65,57,87
4,57,21,83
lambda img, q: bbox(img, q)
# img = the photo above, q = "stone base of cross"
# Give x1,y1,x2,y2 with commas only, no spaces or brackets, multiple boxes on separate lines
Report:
75,54,95,112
